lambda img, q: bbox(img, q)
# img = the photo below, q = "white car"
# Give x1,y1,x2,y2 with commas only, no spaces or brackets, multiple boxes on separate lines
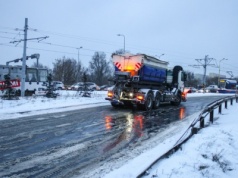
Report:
34,87,47,96
52,81,65,90
205,85,219,93
69,82,99,91
85,82,100,90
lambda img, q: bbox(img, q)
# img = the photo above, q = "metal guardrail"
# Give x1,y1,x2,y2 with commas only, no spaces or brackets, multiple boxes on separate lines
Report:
137,94,238,178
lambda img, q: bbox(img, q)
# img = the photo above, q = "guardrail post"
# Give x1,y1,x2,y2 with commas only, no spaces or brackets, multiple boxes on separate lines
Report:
225,100,228,109
200,116,204,128
191,127,198,135
230,98,233,105
218,104,222,114
210,110,214,123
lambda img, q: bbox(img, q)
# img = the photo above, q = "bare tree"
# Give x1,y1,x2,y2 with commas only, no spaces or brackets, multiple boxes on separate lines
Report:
113,49,130,55
184,71,200,88
88,52,112,85
52,57,82,85
31,62,49,69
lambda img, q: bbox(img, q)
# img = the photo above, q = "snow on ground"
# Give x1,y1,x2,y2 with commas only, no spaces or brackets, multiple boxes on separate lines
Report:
0,91,237,178
0,90,109,120
104,93,238,178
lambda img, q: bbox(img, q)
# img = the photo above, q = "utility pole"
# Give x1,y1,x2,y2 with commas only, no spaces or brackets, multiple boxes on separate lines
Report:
217,58,228,87
21,18,28,97
10,18,48,97
190,55,215,86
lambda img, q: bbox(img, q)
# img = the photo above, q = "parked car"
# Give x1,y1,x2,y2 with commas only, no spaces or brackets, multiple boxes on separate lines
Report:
99,85,112,91
34,87,47,96
185,87,197,93
86,82,100,90
68,82,83,90
205,85,219,93
52,81,65,90
69,82,99,91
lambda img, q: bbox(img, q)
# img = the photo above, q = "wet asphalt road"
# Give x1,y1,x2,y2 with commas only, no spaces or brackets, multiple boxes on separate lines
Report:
0,95,227,177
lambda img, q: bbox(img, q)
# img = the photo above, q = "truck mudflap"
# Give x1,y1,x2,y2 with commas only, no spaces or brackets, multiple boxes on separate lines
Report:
105,97,124,105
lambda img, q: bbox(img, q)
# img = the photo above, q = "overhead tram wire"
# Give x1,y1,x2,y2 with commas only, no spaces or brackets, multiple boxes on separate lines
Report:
0,26,18,31
28,27,214,63
0,31,23,35
0,43,18,47
30,28,120,47
28,41,113,55
26,46,94,57
2,26,238,76
0,36,18,40
33,27,198,59
0,40,112,58
0,43,91,57
1,26,237,69
222,62,238,71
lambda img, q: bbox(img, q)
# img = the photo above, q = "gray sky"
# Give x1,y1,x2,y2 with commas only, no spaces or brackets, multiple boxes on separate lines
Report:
1,0,238,77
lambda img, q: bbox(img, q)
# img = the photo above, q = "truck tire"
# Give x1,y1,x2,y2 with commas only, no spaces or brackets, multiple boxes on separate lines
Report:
153,92,161,109
137,92,153,111
171,92,181,106
144,92,154,111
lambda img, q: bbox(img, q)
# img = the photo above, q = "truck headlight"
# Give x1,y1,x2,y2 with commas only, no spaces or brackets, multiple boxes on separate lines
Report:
129,92,134,98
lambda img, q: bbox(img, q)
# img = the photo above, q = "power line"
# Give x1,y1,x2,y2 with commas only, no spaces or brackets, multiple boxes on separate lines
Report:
1,26,238,77
0,31,23,35
190,55,216,85
0,43,93,57
29,41,113,54
0,36,16,40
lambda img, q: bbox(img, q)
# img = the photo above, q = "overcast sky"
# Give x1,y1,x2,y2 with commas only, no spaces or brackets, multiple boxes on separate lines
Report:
1,0,238,77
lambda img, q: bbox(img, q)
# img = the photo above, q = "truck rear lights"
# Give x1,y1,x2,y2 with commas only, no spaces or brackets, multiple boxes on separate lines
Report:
181,92,187,101
182,91,187,97
136,94,144,100
107,91,114,97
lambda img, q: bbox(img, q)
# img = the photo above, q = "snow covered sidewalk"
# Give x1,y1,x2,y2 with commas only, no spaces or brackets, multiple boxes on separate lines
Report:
0,90,109,120
104,96,238,178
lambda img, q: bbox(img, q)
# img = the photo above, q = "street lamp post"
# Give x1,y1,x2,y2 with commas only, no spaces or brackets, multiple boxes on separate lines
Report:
158,53,164,59
117,34,125,53
76,46,83,82
77,46,83,64
218,58,228,87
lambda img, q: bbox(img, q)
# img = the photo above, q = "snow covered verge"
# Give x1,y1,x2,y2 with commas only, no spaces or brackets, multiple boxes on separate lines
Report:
103,94,238,178
0,91,237,178
0,90,109,120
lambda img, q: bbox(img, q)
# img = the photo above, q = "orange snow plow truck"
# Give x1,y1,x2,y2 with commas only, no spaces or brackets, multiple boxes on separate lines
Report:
105,53,187,110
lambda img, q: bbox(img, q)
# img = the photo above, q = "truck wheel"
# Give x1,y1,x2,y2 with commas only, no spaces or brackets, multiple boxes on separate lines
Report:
153,93,160,109
145,92,153,110
171,93,181,106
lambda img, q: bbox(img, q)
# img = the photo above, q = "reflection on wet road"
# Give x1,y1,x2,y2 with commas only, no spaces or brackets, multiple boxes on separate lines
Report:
0,95,226,177
101,95,225,153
